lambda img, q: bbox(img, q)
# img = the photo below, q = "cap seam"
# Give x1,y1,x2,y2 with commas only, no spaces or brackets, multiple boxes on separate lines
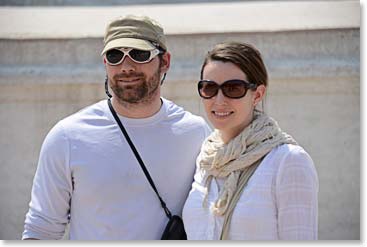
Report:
107,35,159,46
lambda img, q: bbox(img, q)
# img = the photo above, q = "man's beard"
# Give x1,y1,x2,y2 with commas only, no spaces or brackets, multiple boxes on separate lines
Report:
109,68,161,105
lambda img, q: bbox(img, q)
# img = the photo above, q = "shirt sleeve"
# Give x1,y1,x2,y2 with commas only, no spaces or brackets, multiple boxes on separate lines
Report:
22,121,73,240
275,146,319,240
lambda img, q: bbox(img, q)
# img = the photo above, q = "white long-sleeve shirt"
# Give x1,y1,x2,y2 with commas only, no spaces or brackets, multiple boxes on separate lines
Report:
22,98,211,240
183,144,319,240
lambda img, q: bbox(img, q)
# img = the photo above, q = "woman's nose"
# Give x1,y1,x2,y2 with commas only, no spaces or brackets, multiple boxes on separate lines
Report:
214,89,227,105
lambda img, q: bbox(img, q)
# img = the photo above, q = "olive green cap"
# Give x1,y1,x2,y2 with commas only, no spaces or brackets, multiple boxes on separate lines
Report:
101,15,167,55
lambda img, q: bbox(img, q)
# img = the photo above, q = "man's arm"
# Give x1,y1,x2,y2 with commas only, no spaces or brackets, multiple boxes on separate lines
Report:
22,122,73,240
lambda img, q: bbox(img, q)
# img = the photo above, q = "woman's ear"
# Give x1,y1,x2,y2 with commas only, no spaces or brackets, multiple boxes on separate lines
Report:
253,84,266,106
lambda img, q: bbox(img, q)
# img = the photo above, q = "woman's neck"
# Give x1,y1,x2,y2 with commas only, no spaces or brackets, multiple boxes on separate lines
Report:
219,114,254,144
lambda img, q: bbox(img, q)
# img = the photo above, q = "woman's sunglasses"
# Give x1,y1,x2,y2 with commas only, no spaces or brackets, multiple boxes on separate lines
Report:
105,48,161,65
198,79,257,99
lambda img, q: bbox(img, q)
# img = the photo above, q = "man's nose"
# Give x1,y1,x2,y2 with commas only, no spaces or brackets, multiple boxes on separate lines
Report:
119,56,136,73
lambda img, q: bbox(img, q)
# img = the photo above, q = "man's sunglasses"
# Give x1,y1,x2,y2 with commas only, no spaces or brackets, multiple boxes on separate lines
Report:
198,79,257,99
105,48,161,65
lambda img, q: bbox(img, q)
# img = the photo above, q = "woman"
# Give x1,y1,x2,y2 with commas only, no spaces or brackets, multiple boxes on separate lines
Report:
182,42,319,240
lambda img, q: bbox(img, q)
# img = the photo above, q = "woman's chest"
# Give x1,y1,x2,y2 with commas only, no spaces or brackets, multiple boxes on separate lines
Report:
184,164,279,240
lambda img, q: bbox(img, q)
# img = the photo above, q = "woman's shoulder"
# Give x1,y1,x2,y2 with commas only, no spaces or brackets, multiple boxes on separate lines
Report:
267,144,318,185
268,144,313,166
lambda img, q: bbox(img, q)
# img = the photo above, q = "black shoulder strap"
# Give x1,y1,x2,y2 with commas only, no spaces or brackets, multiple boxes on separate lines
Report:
107,98,172,219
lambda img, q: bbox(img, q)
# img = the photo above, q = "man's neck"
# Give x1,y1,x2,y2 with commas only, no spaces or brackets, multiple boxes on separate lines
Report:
111,96,163,119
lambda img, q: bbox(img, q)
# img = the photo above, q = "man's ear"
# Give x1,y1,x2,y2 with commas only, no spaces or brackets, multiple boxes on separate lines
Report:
103,57,107,64
160,52,171,74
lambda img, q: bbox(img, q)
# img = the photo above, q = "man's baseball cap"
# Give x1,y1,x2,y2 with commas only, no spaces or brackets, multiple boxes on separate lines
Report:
101,15,167,55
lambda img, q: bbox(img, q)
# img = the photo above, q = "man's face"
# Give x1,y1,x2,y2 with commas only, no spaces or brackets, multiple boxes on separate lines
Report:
105,48,169,105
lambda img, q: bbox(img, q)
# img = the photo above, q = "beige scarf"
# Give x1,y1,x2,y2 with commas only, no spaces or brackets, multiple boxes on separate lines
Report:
199,110,297,216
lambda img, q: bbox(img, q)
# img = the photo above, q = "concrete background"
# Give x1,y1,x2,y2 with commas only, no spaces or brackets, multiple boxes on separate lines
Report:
0,0,360,240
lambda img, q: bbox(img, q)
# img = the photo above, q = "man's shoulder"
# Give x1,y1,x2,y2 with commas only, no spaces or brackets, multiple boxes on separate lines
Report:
162,98,211,137
163,98,208,126
51,100,108,135
40,100,109,151
60,100,107,123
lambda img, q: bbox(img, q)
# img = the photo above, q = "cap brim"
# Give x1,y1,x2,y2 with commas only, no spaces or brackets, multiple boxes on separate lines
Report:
101,38,156,55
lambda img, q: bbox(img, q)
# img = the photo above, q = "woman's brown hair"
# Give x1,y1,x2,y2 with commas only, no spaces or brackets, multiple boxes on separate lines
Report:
200,42,268,88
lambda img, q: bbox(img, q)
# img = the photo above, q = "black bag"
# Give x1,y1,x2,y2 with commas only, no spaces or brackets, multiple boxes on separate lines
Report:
108,99,187,240
161,215,187,240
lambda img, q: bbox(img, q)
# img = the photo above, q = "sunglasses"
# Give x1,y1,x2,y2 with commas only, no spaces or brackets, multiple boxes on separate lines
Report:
198,79,257,99
105,48,161,65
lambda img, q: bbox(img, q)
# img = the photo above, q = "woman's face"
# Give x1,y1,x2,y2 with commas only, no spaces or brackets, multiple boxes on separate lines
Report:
201,60,265,143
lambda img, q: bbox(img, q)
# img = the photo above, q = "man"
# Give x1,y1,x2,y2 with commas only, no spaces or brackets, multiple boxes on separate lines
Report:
22,15,211,240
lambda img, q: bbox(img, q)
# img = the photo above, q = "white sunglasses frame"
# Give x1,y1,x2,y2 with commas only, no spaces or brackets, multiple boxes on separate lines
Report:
105,47,161,65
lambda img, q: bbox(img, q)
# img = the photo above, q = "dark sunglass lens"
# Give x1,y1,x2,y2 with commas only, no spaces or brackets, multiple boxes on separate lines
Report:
106,49,124,64
200,81,218,98
129,49,151,62
222,81,247,98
